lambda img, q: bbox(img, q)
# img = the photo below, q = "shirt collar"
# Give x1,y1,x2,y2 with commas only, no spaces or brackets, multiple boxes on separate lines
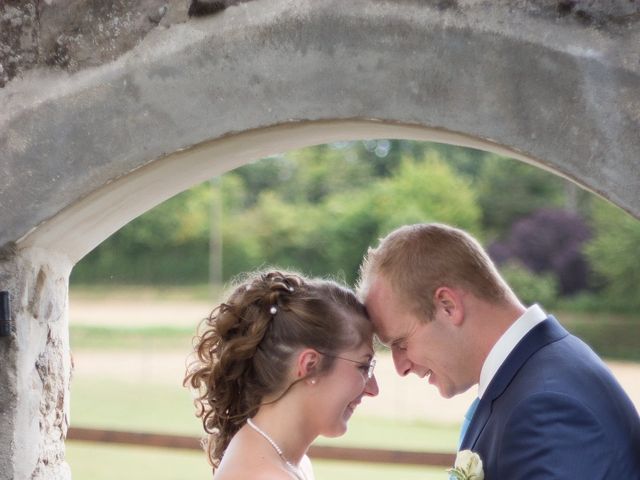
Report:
477,304,547,399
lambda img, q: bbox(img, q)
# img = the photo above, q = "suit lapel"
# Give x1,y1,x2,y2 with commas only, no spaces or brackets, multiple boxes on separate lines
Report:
461,316,568,449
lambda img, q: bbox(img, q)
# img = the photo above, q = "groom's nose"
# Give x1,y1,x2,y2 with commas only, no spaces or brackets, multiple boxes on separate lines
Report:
392,348,412,377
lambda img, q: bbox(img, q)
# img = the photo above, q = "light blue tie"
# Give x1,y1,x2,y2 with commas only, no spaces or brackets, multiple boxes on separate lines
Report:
457,397,480,450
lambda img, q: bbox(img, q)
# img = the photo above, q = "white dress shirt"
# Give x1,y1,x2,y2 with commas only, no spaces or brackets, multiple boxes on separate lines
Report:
477,304,548,399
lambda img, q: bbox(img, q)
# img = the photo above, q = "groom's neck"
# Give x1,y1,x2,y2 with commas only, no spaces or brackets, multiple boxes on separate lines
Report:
464,295,526,372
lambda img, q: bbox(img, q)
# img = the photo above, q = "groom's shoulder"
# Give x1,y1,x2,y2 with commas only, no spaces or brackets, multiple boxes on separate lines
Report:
520,315,606,370
522,329,608,379
509,328,634,412
500,325,616,400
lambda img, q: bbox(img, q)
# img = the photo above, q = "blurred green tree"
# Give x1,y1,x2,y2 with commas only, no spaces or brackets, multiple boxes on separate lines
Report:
218,150,481,284
374,152,481,237
475,156,565,237
584,199,640,310
75,141,629,303
498,261,559,308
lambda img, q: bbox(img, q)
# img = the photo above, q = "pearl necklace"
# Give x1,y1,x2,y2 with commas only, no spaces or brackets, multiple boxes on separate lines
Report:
246,418,307,480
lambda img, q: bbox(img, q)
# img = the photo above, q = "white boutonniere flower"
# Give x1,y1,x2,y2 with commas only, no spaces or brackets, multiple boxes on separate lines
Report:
447,450,484,480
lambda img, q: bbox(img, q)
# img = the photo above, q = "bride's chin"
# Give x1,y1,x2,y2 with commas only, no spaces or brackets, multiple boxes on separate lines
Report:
323,420,349,438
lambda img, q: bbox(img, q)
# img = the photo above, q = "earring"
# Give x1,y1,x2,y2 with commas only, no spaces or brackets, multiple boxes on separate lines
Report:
310,378,316,385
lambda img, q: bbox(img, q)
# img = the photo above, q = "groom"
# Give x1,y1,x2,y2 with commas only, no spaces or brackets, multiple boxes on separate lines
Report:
358,223,640,478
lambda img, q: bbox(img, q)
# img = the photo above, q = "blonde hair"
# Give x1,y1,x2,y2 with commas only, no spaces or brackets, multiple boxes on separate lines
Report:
358,223,512,321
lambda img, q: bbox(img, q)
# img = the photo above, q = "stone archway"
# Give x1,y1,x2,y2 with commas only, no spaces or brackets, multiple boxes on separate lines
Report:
1,1,639,478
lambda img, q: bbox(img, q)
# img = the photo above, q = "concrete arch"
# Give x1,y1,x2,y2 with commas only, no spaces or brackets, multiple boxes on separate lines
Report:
17,121,573,263
2,0,639,261
1,1,639,478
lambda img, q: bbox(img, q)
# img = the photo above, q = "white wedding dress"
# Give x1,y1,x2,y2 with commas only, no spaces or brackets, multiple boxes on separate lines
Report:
296,454,315,480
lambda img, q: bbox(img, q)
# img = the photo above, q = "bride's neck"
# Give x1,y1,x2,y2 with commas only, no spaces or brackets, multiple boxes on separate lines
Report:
251,397,315,465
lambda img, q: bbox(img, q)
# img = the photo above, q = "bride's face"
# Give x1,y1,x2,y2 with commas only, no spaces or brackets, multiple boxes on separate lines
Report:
311,340,379,437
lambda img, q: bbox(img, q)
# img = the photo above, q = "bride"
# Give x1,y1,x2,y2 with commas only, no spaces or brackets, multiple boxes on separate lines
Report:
184,270,379,479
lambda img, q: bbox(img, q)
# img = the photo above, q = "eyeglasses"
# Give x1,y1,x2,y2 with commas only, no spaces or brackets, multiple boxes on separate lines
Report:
319,352,376,380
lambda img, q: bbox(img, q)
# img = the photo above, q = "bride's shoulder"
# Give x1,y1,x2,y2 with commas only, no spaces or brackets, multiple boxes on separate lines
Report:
214,451,314,480
214,445,292,480
213,463,290,480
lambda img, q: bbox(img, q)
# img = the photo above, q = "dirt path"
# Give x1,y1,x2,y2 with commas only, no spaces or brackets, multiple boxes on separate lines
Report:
69,297,212,327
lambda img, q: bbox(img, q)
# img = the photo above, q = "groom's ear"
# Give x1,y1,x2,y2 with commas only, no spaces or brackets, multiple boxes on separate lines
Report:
296,349,321,378
433,287,465,326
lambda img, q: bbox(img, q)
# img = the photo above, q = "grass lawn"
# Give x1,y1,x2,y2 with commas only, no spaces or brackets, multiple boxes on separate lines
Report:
69,376,458,479
71,379,200,435
70,324,194,351
71,377,458,448
66,442,211,480
69,284,640,361
66,286,639,478
69,309,640,361
66,441,447,480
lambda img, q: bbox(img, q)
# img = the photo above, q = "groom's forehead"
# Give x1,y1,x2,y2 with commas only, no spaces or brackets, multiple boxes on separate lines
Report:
369,310,402,347
365,277,403,341
369,317,395,347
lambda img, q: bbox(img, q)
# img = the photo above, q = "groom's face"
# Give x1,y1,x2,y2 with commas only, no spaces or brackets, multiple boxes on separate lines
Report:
365,275,471,399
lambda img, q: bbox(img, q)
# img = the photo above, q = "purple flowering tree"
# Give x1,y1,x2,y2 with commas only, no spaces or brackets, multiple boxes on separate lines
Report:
489,209,591,295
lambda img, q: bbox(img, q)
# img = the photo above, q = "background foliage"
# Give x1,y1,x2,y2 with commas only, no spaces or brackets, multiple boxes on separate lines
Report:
489,209,591,295
67,141,639,480
72,140,640,314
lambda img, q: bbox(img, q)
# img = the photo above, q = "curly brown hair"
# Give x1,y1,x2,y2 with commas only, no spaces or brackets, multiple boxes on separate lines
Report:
183,270,371,469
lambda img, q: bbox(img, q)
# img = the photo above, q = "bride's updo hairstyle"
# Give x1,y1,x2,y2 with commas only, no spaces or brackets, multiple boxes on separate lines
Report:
184,270,372,468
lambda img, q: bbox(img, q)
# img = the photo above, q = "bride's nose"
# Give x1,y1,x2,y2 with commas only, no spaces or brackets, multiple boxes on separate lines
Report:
364,373,379,397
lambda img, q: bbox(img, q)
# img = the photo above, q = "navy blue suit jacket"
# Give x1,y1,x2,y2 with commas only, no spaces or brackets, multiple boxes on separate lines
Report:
461,316,640,479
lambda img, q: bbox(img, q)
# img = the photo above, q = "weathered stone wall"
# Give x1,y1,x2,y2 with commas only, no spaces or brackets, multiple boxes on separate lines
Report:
0,0,189,88
2,0,640,254
0,1,639,479
2,1,638,89
0,245,72,480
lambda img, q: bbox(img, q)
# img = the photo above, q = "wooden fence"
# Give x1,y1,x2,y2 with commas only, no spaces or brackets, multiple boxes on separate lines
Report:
67,427,455,467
